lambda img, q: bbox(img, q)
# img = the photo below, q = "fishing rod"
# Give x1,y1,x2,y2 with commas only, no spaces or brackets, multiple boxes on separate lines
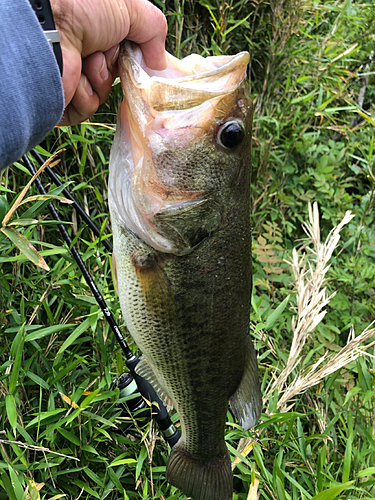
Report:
30,149,113,253
22,152,180,447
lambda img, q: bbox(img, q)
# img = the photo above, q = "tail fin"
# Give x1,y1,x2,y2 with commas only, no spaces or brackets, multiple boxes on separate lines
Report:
166,441,232,500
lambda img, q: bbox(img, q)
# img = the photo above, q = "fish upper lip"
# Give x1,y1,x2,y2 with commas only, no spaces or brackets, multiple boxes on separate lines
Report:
120,41,250,111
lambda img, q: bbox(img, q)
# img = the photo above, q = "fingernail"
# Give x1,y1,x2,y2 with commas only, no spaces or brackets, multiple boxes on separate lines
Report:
82,74,93,96
106,45,120,71
100,55,109,81
104,45,120,72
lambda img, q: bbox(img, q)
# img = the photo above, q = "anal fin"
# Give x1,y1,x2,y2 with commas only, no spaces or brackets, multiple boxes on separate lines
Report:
135,356,174,410
229,340,262,430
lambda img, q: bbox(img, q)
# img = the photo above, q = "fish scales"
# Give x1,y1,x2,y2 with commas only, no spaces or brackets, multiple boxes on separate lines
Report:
109,41,262,500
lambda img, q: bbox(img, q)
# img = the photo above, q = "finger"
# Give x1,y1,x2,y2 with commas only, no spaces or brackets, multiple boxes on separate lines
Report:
104,45,120,77
60,44,82,107
139,36,168,71
82,48,118,105
59,74,99,126
126,0,168,70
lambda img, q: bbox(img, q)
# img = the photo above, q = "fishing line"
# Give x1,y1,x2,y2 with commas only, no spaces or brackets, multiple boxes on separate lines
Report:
22,152,180,447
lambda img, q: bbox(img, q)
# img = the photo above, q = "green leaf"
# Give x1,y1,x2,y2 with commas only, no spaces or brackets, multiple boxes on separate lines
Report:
310,481,354,500
0,186,14,193
57,428,81,446
290,89,317,104
50,357,85,385
25,323,76,342
280,469,312,499
82,410,117,428
222,12,252,37
5,395,17,435
79,388,101,408
136,445,148,481
344,386,361,405
7,219,38,227
56,318,91,355
73,479,100,498
109,458,137,467
8,466,24,500
264,295,290,330
67,134,93,144
358,467,375,478
0,227,49,270
0,471,17,500
36,409,83,438
10,322,25,358
9,323,25,393
81,445,99,455
83,467,104,487
342,437,352,482
26,409,66,429
26,371,50,390
106,466,125,492
0,195,10,223
18,194,73,206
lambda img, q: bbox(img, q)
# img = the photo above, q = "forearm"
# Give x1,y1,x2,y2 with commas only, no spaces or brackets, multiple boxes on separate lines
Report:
0,0,64,170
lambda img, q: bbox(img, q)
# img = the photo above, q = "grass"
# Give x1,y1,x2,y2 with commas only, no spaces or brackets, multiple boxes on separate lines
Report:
1,0,375,499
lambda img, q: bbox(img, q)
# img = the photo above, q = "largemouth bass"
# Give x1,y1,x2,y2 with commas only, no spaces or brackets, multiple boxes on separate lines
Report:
109,41,262,500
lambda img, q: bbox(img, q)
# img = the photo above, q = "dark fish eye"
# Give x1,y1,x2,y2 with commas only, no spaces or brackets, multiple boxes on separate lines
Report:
216,121,245,149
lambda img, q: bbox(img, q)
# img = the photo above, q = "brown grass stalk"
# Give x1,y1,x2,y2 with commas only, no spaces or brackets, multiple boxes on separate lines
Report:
272,202,355,397
277,322,375,410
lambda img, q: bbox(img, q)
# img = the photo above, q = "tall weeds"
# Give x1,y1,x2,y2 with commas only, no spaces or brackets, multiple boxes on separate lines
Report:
271,202,374,410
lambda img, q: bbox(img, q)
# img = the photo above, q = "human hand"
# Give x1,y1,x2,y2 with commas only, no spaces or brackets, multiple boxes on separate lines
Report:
50,0,168,126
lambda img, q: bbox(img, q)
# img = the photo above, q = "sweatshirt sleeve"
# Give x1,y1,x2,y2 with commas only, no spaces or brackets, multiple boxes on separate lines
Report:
0,0,64,170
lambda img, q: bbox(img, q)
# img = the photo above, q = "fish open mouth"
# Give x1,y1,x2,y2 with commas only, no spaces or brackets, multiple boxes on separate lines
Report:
120,42,250,111
109,42,251,254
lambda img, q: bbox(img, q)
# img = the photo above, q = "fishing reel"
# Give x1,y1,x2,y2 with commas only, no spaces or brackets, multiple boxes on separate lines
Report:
115,361,180,448
115,372,150,434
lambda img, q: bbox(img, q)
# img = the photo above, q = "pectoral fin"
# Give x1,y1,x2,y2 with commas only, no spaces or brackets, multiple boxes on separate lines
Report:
229,340,262,430
153,197,223,254
132,251,176,321
135,356,174,410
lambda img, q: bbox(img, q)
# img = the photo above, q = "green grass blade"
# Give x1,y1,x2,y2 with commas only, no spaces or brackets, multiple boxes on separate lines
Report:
8,466,24,500
56,318,91,356
57,428,81,447
5,394,17,436
25,323,76,342
73,479,100,498
26,371,50,390
342,437,352,482
311,481,354,500
9,324,25,393
0,227,49,270
0,471,17,500
358,468,375,478
264,295,290,330
136,445,148,481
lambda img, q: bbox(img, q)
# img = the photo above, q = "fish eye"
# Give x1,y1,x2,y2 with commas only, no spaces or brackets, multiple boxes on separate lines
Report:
216,120,245,149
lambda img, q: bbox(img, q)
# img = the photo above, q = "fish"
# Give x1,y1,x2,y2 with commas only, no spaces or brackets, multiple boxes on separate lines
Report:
108,41,262,500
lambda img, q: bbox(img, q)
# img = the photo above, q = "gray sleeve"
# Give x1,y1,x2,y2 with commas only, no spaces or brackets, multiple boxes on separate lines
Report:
0,0,64,170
